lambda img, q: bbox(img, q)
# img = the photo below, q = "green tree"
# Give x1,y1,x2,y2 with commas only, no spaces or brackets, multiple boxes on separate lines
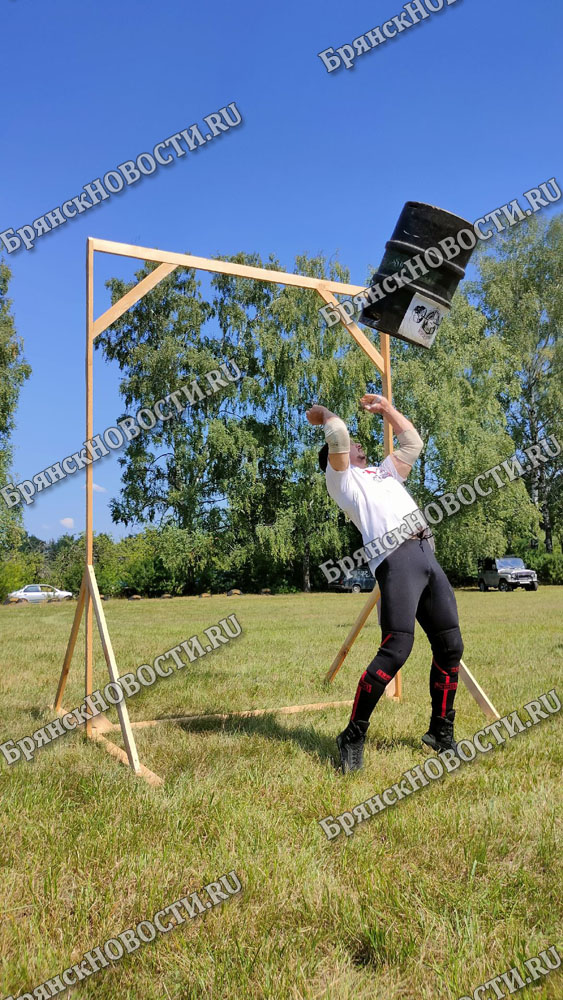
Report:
49,533,84,593
389,290,539,580
211,253,379,590
469,214,563,551
95,244,555,591
97,253,379,590
0,557,27,601
0,261,31,554
97,262,218,529
92,532,122,596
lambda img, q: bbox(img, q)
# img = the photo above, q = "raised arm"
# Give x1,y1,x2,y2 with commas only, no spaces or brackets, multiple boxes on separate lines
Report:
305,404,350,471
360,394,422,479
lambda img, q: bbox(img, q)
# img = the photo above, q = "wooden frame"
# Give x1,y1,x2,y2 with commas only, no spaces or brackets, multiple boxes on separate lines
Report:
53,237,499,786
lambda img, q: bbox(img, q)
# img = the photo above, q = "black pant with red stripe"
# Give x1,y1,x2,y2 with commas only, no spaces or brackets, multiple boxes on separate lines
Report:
350,536,463,725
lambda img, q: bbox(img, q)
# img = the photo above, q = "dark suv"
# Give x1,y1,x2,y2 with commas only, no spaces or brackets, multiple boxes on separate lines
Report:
330,568,374,594
477,556,538,592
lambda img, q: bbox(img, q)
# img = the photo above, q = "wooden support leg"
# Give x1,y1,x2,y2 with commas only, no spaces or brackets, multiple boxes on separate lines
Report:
325,583,400,699
107,700,356,730
325,583,381,684
53,572,87,711
390,660,402,701
85,586,93,737
86,565,141,773
459,659,500,720
88,731,164,787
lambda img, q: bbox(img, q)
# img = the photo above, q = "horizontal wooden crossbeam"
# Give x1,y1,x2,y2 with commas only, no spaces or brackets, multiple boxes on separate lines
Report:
91,237,368,297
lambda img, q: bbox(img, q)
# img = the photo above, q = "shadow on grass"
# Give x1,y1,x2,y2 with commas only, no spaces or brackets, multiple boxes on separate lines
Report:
169,711,420,765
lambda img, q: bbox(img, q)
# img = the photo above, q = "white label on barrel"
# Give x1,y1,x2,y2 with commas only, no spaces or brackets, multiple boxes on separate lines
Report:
398,294,448,348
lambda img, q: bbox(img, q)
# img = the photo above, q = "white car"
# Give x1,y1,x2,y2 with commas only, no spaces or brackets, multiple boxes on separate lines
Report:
8,584,73,603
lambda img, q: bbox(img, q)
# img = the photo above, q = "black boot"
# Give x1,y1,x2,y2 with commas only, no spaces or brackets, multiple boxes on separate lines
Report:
336,720,369,774
422,709,458,755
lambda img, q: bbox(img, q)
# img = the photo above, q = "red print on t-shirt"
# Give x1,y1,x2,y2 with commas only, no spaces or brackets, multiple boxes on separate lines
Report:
364,467,390,481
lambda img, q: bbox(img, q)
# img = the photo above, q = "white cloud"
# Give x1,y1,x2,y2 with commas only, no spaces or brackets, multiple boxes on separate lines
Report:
60,517,75,530
81,483,108,493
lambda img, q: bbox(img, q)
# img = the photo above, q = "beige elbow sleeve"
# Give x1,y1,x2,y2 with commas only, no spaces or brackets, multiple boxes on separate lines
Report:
324,416,350,454
394,427,423,466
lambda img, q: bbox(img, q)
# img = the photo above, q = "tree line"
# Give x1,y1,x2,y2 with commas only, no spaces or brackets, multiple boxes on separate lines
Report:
0,215,561,598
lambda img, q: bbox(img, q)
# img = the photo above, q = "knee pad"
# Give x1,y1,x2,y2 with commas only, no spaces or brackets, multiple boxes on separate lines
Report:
366,630,414,688
430,626,463,671
430,628,462,715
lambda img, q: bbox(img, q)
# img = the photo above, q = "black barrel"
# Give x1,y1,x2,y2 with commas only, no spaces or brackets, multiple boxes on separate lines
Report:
359,202,477,349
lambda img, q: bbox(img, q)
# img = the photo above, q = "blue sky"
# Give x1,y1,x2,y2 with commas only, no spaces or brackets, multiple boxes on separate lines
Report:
3,0,562,542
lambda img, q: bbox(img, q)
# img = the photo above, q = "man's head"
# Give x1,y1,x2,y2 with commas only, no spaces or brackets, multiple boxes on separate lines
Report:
318,440,367,472
349,440,367,468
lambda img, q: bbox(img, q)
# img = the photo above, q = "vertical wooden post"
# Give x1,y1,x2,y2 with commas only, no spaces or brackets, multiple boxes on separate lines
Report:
379,331,401,701
380,332,393,458
322,327,400,700
85,238,94,737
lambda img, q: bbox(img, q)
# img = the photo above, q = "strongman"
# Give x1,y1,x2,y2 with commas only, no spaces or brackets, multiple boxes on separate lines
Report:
306,395,463,773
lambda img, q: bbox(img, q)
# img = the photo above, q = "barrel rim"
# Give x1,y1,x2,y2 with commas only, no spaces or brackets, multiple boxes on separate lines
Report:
402,201,473,229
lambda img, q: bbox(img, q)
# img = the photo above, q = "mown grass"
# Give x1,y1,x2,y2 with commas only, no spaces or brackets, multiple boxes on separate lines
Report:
0,589,561,1000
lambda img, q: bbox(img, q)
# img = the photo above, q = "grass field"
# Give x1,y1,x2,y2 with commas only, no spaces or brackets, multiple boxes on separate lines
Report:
1,588,562,1000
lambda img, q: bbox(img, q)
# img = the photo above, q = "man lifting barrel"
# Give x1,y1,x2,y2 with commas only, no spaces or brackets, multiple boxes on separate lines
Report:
306,394,464,773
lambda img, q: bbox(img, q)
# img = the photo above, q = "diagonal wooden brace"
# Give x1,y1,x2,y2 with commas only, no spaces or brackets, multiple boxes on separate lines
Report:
458,660,500,720
324,582,402,701
54,571,87,711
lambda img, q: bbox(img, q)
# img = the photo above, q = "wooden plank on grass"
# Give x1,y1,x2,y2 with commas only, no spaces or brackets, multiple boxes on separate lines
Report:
89,731,163,787
106,699,355,730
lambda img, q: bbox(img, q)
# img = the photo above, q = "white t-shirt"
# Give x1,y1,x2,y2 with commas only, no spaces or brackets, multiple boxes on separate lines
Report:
325,455,424,575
